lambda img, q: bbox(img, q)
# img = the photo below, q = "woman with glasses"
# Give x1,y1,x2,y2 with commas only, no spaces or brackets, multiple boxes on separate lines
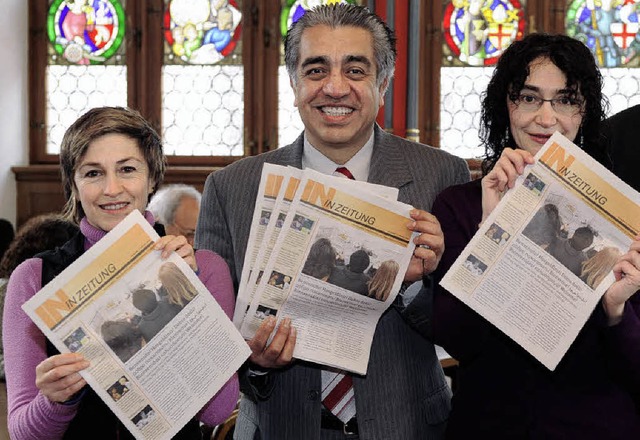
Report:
431,34,640,438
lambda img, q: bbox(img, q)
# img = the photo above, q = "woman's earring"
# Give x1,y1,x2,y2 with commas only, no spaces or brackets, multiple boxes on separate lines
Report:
580,128,584,149
502,127,509,148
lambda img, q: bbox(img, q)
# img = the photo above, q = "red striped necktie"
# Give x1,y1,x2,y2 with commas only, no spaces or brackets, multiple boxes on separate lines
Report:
321,369,356,423
322,167,356,423
334,166,355,180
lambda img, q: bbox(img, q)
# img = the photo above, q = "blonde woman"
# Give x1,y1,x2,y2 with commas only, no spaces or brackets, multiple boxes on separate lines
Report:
158,261,198,307
581,246,622,289
367,260,399,302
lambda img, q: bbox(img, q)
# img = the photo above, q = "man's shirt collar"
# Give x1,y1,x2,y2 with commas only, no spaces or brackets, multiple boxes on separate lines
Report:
301,132,374,182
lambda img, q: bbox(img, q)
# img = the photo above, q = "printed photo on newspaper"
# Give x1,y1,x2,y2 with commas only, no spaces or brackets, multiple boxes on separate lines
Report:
22,210,251,440
240,168,417,375
440,132,640,370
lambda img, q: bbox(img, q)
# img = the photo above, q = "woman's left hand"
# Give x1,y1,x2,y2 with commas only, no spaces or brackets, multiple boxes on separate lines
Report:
404,209,444,282
602,237,640,326
155,235,198,272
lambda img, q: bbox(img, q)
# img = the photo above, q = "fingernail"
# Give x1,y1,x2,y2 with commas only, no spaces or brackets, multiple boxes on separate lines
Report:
283,318,291,328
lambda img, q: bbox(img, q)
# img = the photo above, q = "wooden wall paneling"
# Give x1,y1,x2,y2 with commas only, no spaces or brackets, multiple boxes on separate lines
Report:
531,0,566,34
262,0,280,152
28,0,53,164
243,0,258,155
418,1,442,148
143,0,164,130
392,0,408,139
13,166,65,227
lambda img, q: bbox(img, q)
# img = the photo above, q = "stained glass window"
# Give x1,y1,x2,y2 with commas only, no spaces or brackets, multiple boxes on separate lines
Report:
46,0,127,154
48,0,125,65
440,0,525,158
163,0,242,65
443,0,525,67
566,0,640,68
162,0,244,156
278,0,358,148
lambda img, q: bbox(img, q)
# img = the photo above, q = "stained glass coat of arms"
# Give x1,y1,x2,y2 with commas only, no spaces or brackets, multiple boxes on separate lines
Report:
566,0,640,67
47,0,125,65
443,0,525,66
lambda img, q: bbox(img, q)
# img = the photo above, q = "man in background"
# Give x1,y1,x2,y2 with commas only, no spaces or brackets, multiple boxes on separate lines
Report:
148,184,201,246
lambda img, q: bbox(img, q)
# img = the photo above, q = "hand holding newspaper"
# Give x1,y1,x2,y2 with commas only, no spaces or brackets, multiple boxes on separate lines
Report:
236,164,417,374
440,132,640,370
22,210,251,440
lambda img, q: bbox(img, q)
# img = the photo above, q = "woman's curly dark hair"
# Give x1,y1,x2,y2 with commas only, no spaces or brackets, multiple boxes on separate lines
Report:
480,33,608,176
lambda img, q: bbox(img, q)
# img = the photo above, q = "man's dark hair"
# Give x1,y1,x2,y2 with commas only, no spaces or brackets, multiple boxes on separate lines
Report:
571,226,595,251
349,250,370,273
132,289,158,314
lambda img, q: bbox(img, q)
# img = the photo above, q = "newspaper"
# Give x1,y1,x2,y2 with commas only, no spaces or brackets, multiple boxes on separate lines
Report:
440,132,640,370
22,211,251,440
235,164,398,329
234,165,303,327
240,168,416,374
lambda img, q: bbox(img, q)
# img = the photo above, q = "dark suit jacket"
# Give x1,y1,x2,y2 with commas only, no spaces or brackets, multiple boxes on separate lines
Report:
195,126,470,440
601,104,640,192
327,266,370,296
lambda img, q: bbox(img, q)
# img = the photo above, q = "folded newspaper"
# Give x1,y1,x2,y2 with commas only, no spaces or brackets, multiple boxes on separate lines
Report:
236,164,417,374
440,132,640,370
22,210,251,440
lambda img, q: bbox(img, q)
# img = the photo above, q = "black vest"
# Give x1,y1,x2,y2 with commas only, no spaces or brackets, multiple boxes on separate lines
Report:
37,225,202,439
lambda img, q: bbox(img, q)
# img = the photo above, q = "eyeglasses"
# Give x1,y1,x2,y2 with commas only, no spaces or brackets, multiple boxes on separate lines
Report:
512,93,583,116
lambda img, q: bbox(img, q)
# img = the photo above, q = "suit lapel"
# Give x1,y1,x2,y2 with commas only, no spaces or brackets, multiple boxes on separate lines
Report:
368,126,413,189
270,132,304,168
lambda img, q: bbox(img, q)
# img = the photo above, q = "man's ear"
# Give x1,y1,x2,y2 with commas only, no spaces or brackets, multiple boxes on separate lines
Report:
291,77,299,107
378,78,389,108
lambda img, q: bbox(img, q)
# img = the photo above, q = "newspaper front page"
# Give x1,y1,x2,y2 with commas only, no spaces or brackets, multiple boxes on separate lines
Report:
241,169,417,374
441,132,640,370
22,211,251,440
236,165,398,331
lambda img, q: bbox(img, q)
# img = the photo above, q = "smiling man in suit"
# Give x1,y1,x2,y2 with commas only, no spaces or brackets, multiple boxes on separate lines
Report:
195,4,469,439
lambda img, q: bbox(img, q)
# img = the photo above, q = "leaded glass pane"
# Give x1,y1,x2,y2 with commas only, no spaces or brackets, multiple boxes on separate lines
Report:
566,0,640,68
162,65,244,156
46,65,127,154
440,67,493,158
442,0,526,67
602,68,640,115
163,0,242,65
278,66,304,148
47,0,126,65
